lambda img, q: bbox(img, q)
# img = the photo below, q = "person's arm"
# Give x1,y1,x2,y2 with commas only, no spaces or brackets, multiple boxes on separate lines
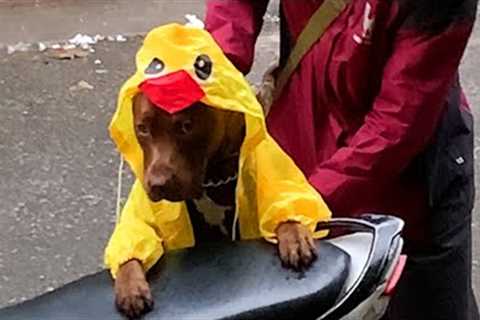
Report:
104,180,164,278
205,0,269,74
309,18,475,214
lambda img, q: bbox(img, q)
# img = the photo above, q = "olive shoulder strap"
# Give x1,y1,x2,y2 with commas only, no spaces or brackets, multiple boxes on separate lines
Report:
274,0,352,99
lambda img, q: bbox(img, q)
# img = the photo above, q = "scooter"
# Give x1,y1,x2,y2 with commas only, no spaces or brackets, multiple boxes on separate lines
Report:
0,214,406,320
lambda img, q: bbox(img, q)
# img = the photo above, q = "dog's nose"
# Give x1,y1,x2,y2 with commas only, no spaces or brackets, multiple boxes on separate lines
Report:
148,173,169,192
149,184,167,202
148,173,169,188
147,171,181,202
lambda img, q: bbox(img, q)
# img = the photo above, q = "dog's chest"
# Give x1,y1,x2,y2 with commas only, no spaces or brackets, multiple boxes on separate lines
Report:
186,178,238,243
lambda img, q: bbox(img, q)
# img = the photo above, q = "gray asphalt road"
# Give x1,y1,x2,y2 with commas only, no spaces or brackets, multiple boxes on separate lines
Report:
0,39,138,305
461,10,480,295
0,0,205,45
0,0,479,309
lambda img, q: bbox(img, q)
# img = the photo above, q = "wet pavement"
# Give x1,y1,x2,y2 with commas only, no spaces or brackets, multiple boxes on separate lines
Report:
0,0,205,45
0,0,479,308
0,39,139,305
0,0,279,306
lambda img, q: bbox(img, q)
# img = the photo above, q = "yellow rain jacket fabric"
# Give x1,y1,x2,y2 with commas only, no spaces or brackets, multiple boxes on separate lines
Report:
104,23,331,277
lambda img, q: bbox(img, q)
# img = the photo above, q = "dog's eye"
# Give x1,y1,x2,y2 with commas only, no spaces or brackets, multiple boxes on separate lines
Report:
175,119,193,136
194,55,212,80
144,58,165,76
136,124,150,137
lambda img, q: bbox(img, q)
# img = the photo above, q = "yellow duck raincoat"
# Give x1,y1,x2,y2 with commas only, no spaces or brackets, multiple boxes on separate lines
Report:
104,23,331,277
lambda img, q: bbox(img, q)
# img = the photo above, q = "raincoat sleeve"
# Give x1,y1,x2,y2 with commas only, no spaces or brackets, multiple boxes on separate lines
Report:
309,20,475,214
205,0,269,74
104,179,164,278
253,137,331,240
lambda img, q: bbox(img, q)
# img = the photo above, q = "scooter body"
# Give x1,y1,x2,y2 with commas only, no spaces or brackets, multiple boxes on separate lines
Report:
0,214,405,320
322,215,406,320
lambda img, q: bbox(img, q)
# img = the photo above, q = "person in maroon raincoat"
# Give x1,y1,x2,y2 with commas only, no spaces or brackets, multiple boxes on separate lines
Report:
206,0,478,319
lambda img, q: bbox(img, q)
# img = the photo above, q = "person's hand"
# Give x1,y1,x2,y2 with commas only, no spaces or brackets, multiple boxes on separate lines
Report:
255,63,278,115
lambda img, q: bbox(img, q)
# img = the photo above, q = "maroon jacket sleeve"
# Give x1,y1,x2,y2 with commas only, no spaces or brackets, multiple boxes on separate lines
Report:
309,21,475,213
205,0,269,74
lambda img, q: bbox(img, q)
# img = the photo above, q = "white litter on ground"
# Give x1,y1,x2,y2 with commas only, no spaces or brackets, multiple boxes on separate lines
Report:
115,35,127,42
4,32,128,55
62,44,76,50
38,42,47,52
69,33,97,46
185,14,205,29
69,80,94,91
7,42,31,54
94,34,105,42
80,43,91,50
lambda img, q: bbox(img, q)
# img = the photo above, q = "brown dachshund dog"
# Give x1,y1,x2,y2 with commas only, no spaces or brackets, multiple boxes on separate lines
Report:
114,93,317,319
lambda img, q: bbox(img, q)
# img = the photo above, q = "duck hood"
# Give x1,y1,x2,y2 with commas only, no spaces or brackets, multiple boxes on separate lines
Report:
109,23,268,180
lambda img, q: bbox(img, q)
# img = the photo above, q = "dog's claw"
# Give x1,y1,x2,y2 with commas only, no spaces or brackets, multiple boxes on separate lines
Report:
116,293,153,319
290,249,300,270
143,296,155,313
116,294,152,320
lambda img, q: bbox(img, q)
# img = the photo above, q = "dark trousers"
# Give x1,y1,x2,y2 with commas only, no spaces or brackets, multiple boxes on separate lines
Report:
383,218,478,320
384,85,478,319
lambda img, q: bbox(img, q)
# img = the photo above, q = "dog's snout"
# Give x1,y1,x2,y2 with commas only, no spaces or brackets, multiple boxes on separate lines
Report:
147,172,171,189
146,167,182,202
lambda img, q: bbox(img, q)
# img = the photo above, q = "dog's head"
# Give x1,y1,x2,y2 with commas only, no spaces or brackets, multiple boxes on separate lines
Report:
132,93,244,202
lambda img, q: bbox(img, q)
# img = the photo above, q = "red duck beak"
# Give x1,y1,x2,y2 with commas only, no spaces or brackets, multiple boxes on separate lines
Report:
138,70,205,114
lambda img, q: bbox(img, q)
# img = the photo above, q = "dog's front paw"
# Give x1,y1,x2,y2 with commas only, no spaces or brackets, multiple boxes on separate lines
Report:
276,221,317,271
115,260,154,319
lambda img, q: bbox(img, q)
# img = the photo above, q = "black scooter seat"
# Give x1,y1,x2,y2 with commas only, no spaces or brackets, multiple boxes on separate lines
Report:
0,240,350,320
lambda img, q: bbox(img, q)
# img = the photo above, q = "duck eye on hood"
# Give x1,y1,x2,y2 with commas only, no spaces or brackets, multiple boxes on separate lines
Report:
194,54,212,80
145,58,165,76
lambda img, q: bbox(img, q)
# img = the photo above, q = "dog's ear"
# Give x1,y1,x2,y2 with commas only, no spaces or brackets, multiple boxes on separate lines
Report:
220,111,246,158
131,93,142,121
205,110,245,178
132,93,145,118
132,93,157,124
